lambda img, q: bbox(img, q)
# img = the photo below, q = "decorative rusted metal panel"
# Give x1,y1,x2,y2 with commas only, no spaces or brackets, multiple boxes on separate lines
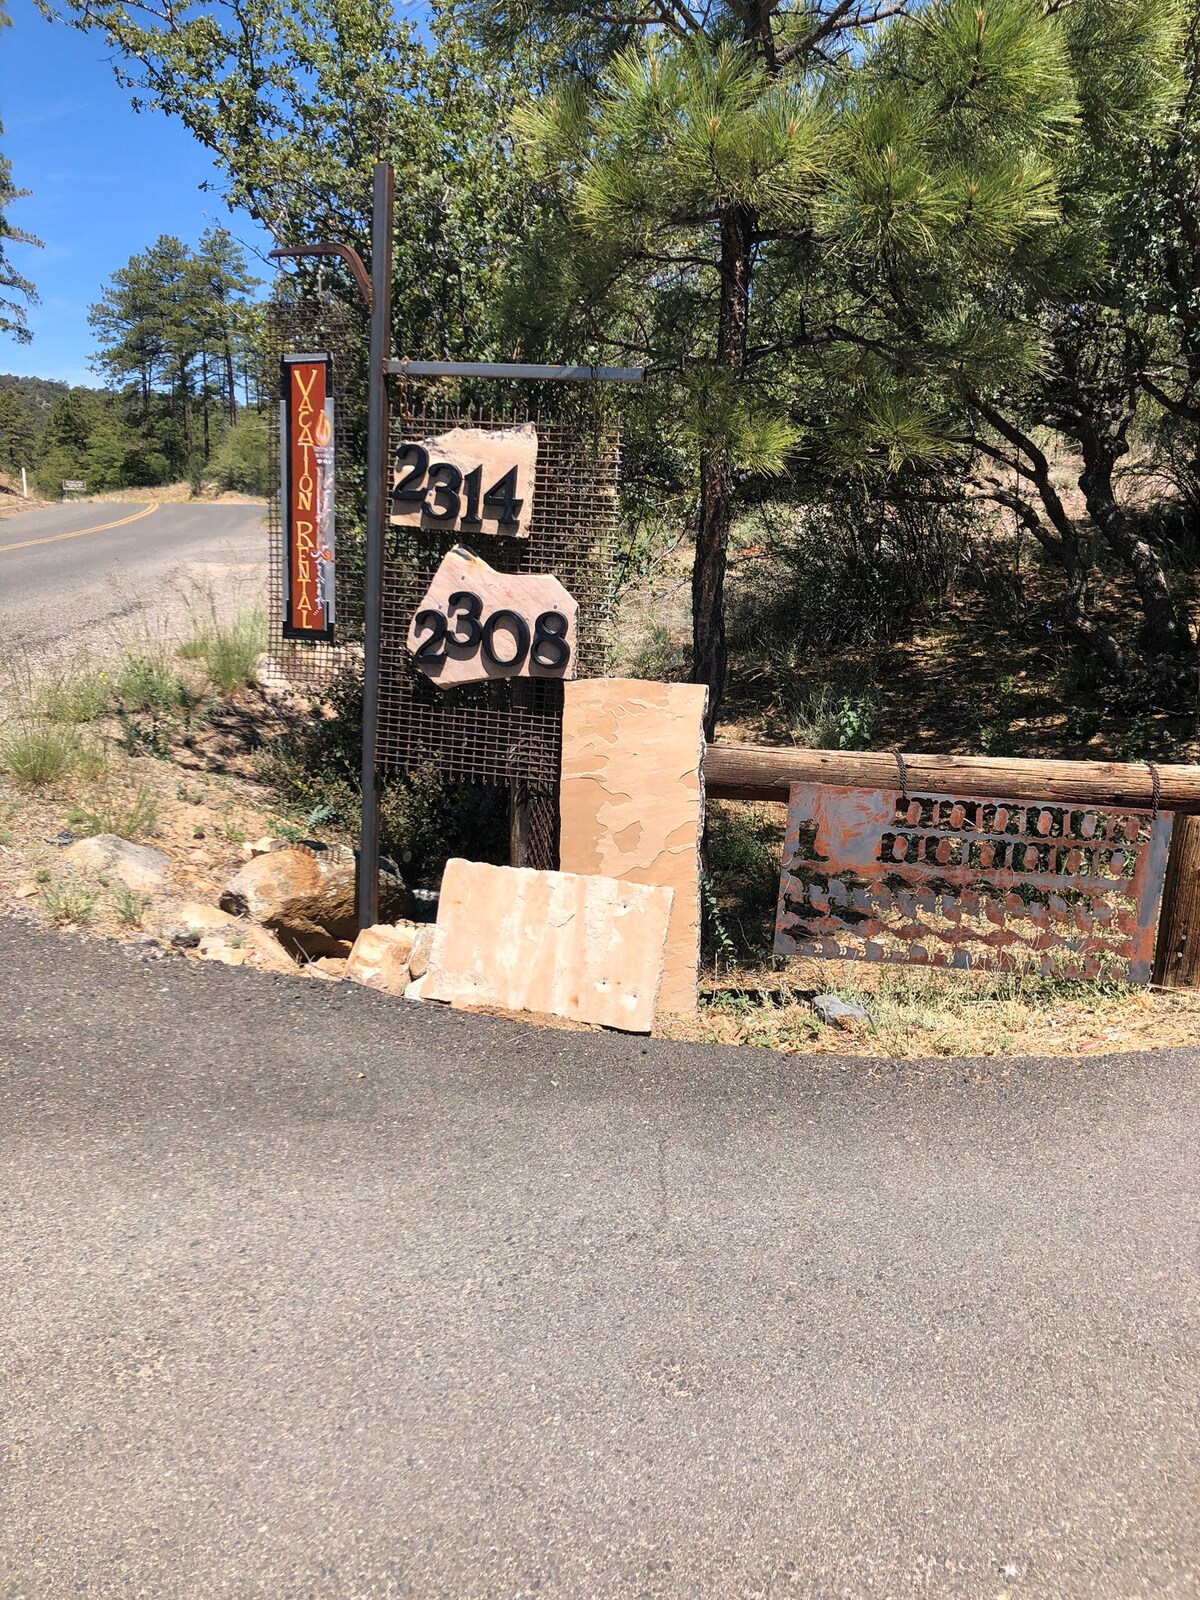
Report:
774,784,1174,983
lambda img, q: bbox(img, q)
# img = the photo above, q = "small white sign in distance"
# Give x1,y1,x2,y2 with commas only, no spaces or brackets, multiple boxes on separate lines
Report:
407,546,577,688
62,480,86,493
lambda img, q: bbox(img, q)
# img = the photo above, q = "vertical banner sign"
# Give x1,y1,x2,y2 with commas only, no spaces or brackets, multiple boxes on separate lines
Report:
281,352,336,640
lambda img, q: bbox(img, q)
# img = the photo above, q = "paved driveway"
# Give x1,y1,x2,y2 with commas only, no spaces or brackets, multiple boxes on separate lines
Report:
1,921,1196,1597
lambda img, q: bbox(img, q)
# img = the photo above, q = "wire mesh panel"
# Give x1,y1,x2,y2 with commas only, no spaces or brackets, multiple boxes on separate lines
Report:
378,397,620,795
264,290,365,693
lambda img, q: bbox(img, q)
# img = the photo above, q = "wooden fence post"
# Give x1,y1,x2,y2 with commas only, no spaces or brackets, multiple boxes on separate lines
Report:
1154,814,1200,987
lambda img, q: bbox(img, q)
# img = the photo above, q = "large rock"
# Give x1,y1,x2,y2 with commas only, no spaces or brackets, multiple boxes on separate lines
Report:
560,679,706,1017
343,922,418,996
219,843,410,948
64,835,170,894
152,900,241,947
425,859,672,1033
196,926,299,974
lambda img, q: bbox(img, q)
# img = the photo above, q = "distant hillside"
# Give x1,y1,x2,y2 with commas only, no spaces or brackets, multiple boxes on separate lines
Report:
0,374,78,428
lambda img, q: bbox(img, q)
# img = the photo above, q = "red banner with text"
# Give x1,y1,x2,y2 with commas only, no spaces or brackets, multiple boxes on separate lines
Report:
281,353,336,641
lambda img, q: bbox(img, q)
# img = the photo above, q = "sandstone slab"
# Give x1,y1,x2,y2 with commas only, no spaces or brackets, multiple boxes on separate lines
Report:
425,859,672,1033
390,423,537,539
559,679,707,1016
406,923,434,980
406,546,577,688
152,901,241,947
344,922,418,996
196,926,298,974
64,835,171,894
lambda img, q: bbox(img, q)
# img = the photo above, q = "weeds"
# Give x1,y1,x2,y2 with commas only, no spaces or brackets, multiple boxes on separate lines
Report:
111,652,192,714
39,876,96,926
66,782,159,841
111,885,149,928
40,667,112,724
0,722,104,786
790,685,877,751
179,601,267,694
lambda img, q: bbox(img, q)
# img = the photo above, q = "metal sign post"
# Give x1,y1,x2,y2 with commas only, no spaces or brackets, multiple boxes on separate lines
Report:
357,161,396,929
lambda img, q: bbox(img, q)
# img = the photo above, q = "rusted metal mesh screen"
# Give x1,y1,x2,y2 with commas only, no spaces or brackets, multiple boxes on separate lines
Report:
378,396,619,792
264,289,365,690
774,783,1174,984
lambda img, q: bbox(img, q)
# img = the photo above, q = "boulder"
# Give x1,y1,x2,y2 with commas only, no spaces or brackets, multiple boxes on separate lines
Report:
152,900,241,947
219,842,410,949
197,926,299,975
308,956,348,980
64,835,170,894
344,922,418,997
406,923,434,981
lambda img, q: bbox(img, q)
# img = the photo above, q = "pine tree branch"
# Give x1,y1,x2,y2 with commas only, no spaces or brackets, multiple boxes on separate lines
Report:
774,0,912,69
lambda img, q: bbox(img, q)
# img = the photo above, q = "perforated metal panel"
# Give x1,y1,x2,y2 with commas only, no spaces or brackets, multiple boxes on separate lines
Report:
775,784,1173,983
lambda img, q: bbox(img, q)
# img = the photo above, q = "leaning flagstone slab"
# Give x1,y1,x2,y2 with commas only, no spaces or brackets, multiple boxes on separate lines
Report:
559,679,707,1016
424,859,673,1033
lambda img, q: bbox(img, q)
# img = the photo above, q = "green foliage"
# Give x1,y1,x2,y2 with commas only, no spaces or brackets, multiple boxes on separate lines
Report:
39,665,112,723
261,672,509,883
0,2,41,344
206,413,269,494
0,721,102,785
38,876,96,926
111,653,192,713
790,686,878,752
179,605,267,693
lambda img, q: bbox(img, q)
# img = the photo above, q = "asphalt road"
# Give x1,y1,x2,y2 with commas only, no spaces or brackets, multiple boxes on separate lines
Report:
0,500,266,658
1,922,1197,1599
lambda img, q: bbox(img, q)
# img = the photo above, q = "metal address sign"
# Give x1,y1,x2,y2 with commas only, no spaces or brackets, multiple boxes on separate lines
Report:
280,352,336,641
390,424,537,539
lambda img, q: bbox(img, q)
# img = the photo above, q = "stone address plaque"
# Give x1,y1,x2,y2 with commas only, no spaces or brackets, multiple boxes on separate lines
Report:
407,546,577,688
390,423,537,539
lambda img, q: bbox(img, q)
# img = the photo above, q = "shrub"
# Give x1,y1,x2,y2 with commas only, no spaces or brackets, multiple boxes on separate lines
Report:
789,685,877,751
39,876,96,926
0,722,100,785
111,652,192,713
261,671,509,884
40,667,112,724
179,606,267,694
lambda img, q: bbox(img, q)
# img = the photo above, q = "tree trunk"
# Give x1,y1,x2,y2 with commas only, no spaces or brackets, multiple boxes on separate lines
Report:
201,348,211,463
693,206,752,739
1078,429,1192,657
223,334,238,425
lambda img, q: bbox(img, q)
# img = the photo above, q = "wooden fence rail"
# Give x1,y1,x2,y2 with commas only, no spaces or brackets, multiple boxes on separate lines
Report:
702,743,1200,988
704,744,1200,812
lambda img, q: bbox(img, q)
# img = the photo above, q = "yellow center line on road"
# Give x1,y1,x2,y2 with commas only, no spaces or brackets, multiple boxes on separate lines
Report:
0,500,160,555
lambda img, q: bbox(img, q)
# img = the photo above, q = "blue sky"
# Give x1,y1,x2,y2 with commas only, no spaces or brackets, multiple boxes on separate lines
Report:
1,0,275,385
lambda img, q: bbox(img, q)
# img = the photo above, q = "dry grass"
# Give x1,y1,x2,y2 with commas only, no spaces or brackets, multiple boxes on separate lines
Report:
660,957,1200,1058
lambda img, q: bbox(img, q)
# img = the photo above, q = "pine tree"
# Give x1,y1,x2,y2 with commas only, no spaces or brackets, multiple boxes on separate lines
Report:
0,1,42,343
510,0,1083,730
